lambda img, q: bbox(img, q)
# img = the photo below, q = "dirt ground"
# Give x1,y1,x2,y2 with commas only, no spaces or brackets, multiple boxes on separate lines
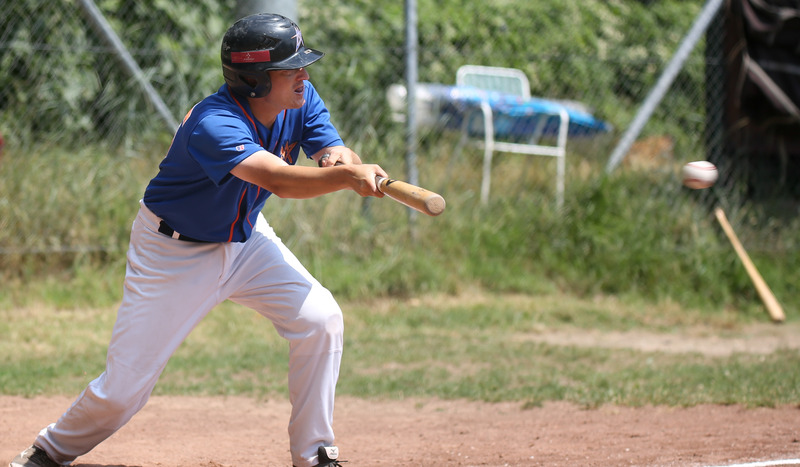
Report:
3,323,800,467
3,396,799,467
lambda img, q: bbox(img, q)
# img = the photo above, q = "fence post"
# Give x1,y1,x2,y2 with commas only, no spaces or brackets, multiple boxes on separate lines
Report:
404,0,419,224
605,0,725,173
76,0,178,132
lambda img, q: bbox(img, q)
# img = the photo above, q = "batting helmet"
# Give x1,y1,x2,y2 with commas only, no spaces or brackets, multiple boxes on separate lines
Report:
221,13,324,98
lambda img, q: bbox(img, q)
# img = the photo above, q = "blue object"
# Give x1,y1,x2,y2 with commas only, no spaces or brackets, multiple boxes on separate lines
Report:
424,84,612,139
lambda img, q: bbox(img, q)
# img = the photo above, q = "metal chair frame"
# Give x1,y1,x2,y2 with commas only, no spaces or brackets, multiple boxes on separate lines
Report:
456,65,569,208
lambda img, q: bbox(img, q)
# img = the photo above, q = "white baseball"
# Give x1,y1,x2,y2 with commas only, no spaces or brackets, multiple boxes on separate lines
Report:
681,161,718,189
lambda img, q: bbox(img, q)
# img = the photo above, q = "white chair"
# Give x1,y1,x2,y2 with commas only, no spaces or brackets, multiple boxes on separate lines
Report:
455,65,569,208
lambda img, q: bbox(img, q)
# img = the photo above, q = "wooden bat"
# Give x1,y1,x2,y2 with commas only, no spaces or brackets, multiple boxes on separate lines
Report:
375,175,446,217
319,155,446,216
714,207,785,323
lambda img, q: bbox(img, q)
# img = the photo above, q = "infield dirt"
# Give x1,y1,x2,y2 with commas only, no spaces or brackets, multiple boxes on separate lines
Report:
2,395,800,466
3,323,800,466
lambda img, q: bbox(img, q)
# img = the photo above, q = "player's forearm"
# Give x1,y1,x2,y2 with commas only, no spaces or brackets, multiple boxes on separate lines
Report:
230,151,343,198
231,150,385,199
263,164,355,199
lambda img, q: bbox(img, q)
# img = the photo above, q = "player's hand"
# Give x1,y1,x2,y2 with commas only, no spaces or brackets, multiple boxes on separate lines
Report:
316,146,362,167
347,164,387,198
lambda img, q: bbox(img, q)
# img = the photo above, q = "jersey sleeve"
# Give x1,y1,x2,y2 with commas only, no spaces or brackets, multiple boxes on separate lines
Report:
300,82,345,158
188,113,263,185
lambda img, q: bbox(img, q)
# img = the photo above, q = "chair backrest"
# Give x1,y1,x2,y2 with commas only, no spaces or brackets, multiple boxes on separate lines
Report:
456,65,531,99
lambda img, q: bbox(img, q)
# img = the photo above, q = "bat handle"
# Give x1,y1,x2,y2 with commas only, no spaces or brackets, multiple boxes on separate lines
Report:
375,175,388,192
320,156,386,192
318,153,334,167
322,158,387,194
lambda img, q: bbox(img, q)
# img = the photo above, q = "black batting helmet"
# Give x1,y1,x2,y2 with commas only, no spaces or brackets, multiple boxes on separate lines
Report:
221,13,324,98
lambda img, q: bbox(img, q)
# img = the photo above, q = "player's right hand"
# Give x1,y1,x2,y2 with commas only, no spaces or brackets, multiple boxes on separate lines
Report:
346,164,387,198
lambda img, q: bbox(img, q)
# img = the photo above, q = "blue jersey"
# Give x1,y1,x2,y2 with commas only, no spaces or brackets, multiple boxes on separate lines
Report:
143,82,343,242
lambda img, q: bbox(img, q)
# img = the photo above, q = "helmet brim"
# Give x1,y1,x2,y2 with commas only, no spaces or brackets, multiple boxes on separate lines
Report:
269,47,324,70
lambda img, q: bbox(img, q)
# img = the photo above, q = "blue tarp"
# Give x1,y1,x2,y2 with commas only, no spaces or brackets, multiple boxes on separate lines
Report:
421,84,613,140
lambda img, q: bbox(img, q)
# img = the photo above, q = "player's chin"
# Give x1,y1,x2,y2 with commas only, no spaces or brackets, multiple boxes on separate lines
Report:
289,89,306,107
286,96,306,109
292,97,306,108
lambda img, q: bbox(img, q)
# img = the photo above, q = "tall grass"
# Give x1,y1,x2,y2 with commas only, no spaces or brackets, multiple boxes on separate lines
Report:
1,136,799,317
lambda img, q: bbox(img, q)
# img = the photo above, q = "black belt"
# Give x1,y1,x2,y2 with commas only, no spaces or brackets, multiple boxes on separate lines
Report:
157,220,210,243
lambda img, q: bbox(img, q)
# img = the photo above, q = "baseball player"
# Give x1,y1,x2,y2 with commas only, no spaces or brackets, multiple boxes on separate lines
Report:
10,13,386,467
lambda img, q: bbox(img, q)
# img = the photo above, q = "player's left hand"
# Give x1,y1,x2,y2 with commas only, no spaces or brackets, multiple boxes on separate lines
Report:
315,146,362,167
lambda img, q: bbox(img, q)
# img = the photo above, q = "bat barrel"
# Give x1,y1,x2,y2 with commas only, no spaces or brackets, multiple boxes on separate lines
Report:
376,176,446,216
423,193,446,216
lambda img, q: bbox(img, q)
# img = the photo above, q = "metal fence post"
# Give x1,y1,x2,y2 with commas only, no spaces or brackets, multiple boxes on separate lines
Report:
76,0,179,132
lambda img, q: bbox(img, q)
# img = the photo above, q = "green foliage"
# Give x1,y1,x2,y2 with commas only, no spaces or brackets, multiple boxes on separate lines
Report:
0,0,229,148
2,0,705,155
298,0,703,153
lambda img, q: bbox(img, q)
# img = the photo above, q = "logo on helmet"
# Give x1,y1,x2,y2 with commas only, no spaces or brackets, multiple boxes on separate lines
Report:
292,25,303,52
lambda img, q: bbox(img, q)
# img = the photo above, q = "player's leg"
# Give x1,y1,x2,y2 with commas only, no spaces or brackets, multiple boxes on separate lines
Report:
34,203,226,464
227,214,343,467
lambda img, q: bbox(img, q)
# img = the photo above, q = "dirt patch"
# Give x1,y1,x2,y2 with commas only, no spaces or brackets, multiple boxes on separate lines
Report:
2,395,800,466
520,322,800,357
4,320,800,466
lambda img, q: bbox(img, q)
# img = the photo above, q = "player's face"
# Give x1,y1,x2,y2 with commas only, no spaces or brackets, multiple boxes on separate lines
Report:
268,68,310,109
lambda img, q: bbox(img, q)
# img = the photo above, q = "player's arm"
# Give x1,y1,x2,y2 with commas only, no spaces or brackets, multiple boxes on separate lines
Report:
230,149,386,199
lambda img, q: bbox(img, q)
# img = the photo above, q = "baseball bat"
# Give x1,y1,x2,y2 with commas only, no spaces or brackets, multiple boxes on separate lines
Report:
714,207,785,323
319,155,446,216
375,175,446,217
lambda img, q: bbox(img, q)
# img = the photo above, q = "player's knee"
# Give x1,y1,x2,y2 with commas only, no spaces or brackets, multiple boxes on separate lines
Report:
301,286,343,341
316,289,343,333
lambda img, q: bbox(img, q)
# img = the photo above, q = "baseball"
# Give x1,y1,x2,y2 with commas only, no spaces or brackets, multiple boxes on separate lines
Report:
681,161,718,189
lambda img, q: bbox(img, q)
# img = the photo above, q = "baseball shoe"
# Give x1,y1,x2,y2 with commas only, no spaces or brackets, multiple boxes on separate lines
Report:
9,446,60,467
313,446,345,467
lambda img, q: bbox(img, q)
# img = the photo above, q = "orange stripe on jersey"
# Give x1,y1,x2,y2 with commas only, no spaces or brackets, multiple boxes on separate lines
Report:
182,105,195,125
228,188,248,243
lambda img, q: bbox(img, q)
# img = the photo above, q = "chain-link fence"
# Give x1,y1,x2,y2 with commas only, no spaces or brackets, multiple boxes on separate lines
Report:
1,0,798,305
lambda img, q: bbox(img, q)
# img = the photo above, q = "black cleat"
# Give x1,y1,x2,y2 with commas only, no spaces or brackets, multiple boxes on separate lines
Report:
314,446,346,467
9,446,60,467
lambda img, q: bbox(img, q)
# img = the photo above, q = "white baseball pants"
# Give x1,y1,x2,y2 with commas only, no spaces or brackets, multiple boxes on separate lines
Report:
35,200,343,467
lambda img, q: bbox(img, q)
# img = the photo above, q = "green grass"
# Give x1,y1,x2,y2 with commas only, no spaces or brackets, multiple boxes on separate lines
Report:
2,136,800,313
2,138,799,408
1,295,798,408
339,294,800,407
